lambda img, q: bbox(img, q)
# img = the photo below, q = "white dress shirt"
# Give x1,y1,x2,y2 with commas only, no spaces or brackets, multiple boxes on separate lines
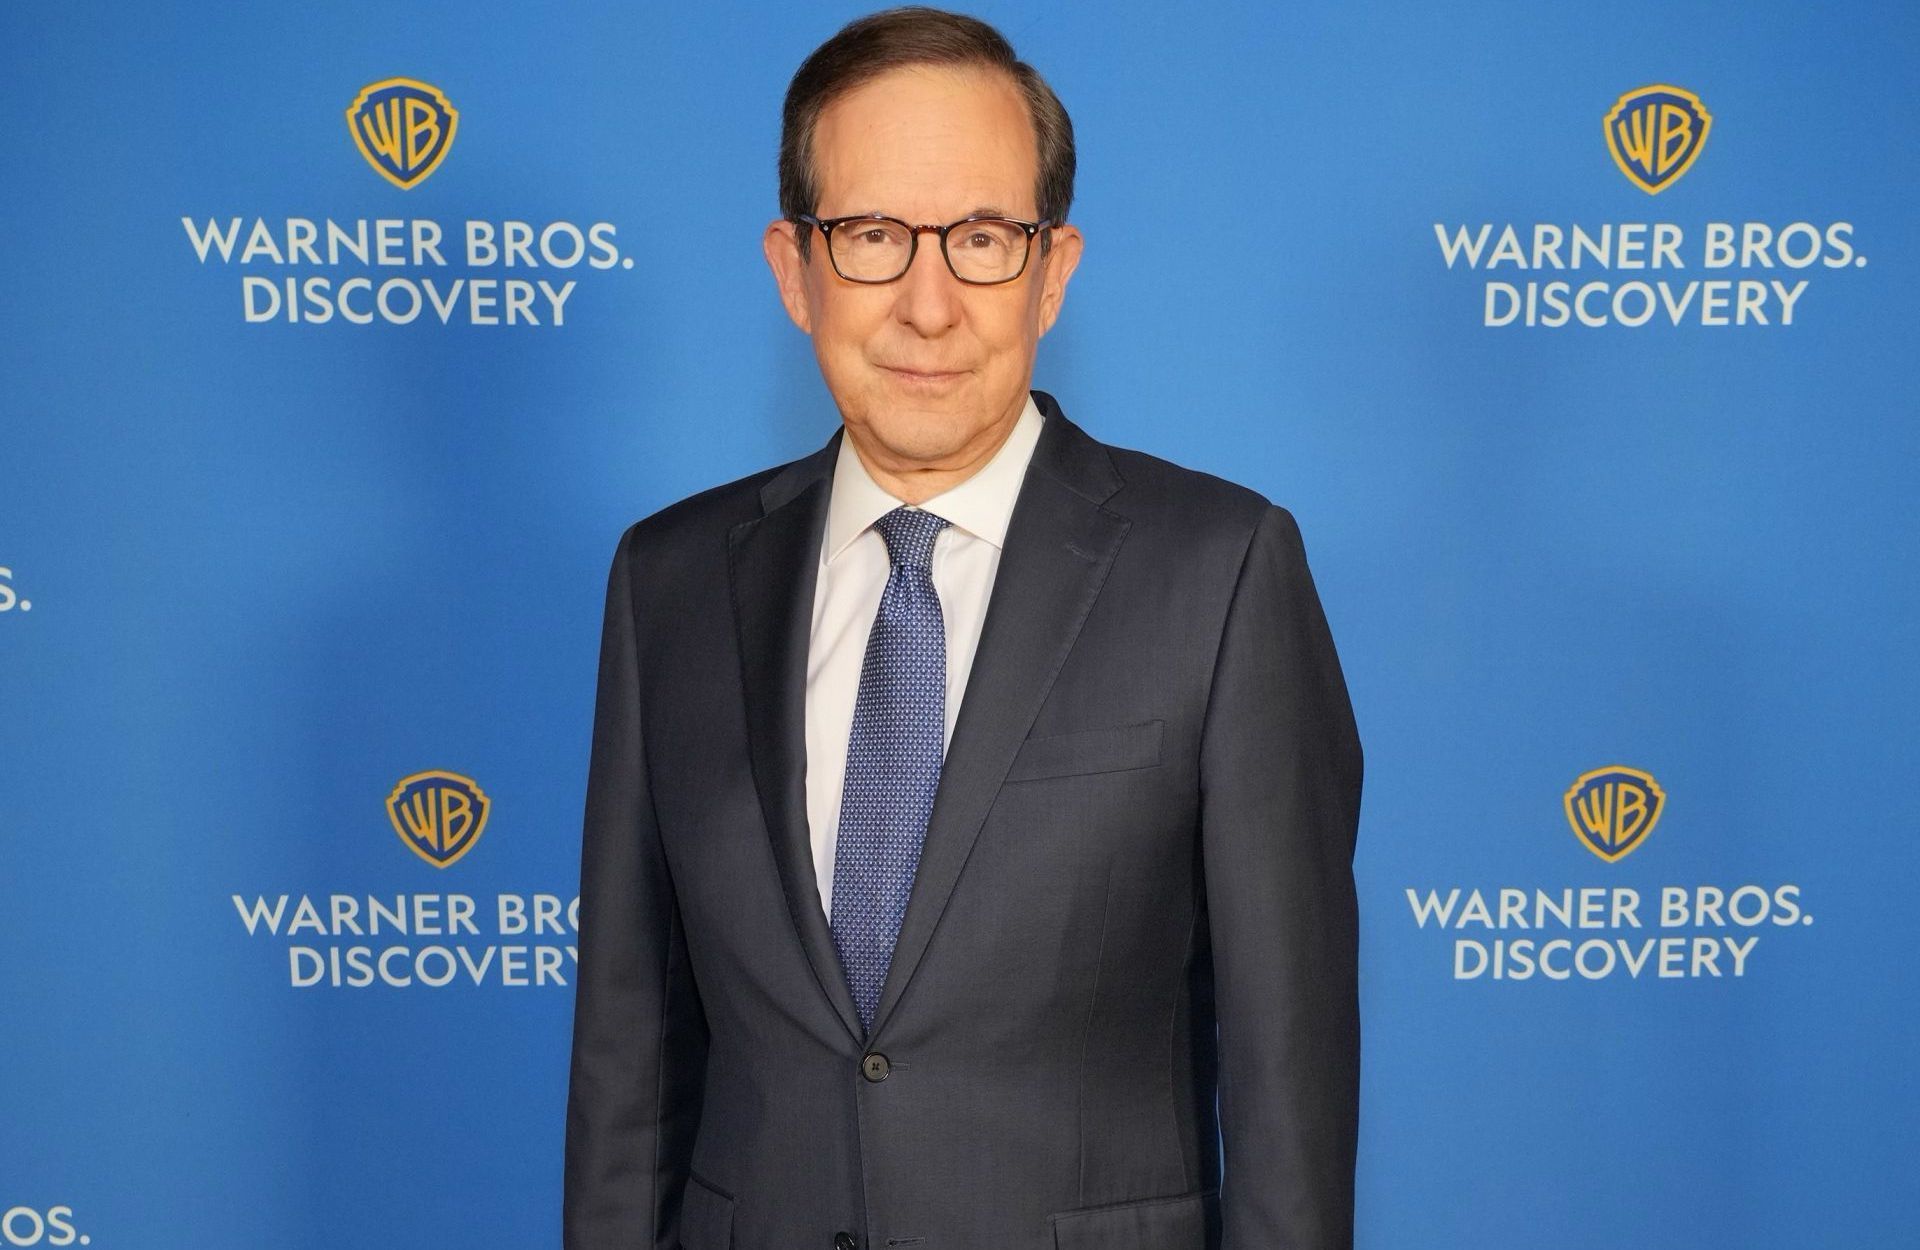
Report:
804,394,1044,919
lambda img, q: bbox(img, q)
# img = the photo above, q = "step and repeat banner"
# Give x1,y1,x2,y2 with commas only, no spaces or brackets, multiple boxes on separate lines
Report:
3,1,1914,1247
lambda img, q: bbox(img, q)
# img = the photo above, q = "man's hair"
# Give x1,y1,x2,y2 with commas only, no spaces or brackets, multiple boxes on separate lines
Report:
778,6,1075,261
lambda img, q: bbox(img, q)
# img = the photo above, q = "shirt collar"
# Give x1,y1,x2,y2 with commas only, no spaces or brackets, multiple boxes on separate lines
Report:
823,393,1044,566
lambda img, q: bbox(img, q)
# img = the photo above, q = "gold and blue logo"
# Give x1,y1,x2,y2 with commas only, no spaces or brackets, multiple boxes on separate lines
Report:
1564,766,1664,862
1604,84,1711,194
387,770,490,867
347,77,459,189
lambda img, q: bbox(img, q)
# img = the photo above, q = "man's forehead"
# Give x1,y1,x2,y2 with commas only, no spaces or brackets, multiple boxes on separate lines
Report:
812,64,1039,219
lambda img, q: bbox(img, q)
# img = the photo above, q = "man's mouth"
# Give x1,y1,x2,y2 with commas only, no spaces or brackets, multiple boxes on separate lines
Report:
882,364,966,380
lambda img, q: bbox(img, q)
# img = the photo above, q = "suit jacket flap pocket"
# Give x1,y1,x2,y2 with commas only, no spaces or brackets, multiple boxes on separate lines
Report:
679,1171,733,1250
1007,719,1163,782
1050,1187,1216,1250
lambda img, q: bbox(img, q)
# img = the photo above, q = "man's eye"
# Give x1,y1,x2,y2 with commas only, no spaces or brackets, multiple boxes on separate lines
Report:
854,229,898,246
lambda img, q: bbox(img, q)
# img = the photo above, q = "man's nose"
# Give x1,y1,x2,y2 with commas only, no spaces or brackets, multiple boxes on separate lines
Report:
891,231,963,334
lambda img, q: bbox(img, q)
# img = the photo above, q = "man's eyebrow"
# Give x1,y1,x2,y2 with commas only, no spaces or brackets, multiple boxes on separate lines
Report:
841,205,1019,220
853,206,1012,218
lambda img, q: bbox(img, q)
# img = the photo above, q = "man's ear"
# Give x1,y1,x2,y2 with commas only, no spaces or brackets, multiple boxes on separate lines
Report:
763,219,814,335
1034,223,1084,339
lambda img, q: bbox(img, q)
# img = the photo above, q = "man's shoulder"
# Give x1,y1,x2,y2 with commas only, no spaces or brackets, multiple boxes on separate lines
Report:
1093,434,1285,549
611,441,828,562
1035,392,1288,552
1080,430,1322,625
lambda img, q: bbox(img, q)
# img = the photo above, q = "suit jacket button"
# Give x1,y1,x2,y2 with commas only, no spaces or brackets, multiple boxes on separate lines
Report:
833,1233,859,1250
860,1052,890,1082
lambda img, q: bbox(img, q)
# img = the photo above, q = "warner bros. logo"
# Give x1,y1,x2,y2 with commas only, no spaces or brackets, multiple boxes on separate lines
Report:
1564,766,1665,862
1604,84,1711,194
347,77,459,189
387,770,490,867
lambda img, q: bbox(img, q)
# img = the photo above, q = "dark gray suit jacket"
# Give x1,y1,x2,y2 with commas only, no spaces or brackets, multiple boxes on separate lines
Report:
563,391,1362,1250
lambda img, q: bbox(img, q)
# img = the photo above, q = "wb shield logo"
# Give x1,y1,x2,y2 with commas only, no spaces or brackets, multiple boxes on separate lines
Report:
1564,767,1664,862
387,771,490,867
347,78,458,189
1605,85,1710,194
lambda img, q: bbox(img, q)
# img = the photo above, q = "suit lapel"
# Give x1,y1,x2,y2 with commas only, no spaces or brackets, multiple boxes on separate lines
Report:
728,432,866,1044
870,395,1130,1037
730,398,1131,1046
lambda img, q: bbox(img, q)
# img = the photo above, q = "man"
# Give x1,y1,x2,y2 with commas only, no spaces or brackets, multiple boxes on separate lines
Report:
563,8,1362,1249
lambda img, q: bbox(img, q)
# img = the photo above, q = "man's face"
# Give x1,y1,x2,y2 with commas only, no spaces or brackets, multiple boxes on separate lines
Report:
764,64,1083,486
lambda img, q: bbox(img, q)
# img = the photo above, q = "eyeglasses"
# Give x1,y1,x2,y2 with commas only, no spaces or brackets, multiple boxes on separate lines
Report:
795,212,1053,285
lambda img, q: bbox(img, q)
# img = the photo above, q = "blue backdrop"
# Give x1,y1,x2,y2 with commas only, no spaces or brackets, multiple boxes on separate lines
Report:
3,2,1915,1246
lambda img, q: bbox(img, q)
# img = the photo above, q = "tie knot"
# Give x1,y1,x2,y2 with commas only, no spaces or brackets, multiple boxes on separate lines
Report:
872,506,950,569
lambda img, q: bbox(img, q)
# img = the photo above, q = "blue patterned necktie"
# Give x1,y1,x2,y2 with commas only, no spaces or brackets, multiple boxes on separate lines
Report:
830,505,952,1034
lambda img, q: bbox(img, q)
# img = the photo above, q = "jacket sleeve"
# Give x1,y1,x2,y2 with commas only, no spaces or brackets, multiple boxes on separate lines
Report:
1199,505,1363,1249
564,524,710,1250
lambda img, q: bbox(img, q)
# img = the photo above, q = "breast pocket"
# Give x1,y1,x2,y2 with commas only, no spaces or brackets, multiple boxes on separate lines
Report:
1005,719,1163,783
1049,1186,1216,1249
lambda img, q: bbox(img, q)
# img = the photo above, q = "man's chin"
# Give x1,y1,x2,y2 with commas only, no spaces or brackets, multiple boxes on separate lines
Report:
851,410,999,471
